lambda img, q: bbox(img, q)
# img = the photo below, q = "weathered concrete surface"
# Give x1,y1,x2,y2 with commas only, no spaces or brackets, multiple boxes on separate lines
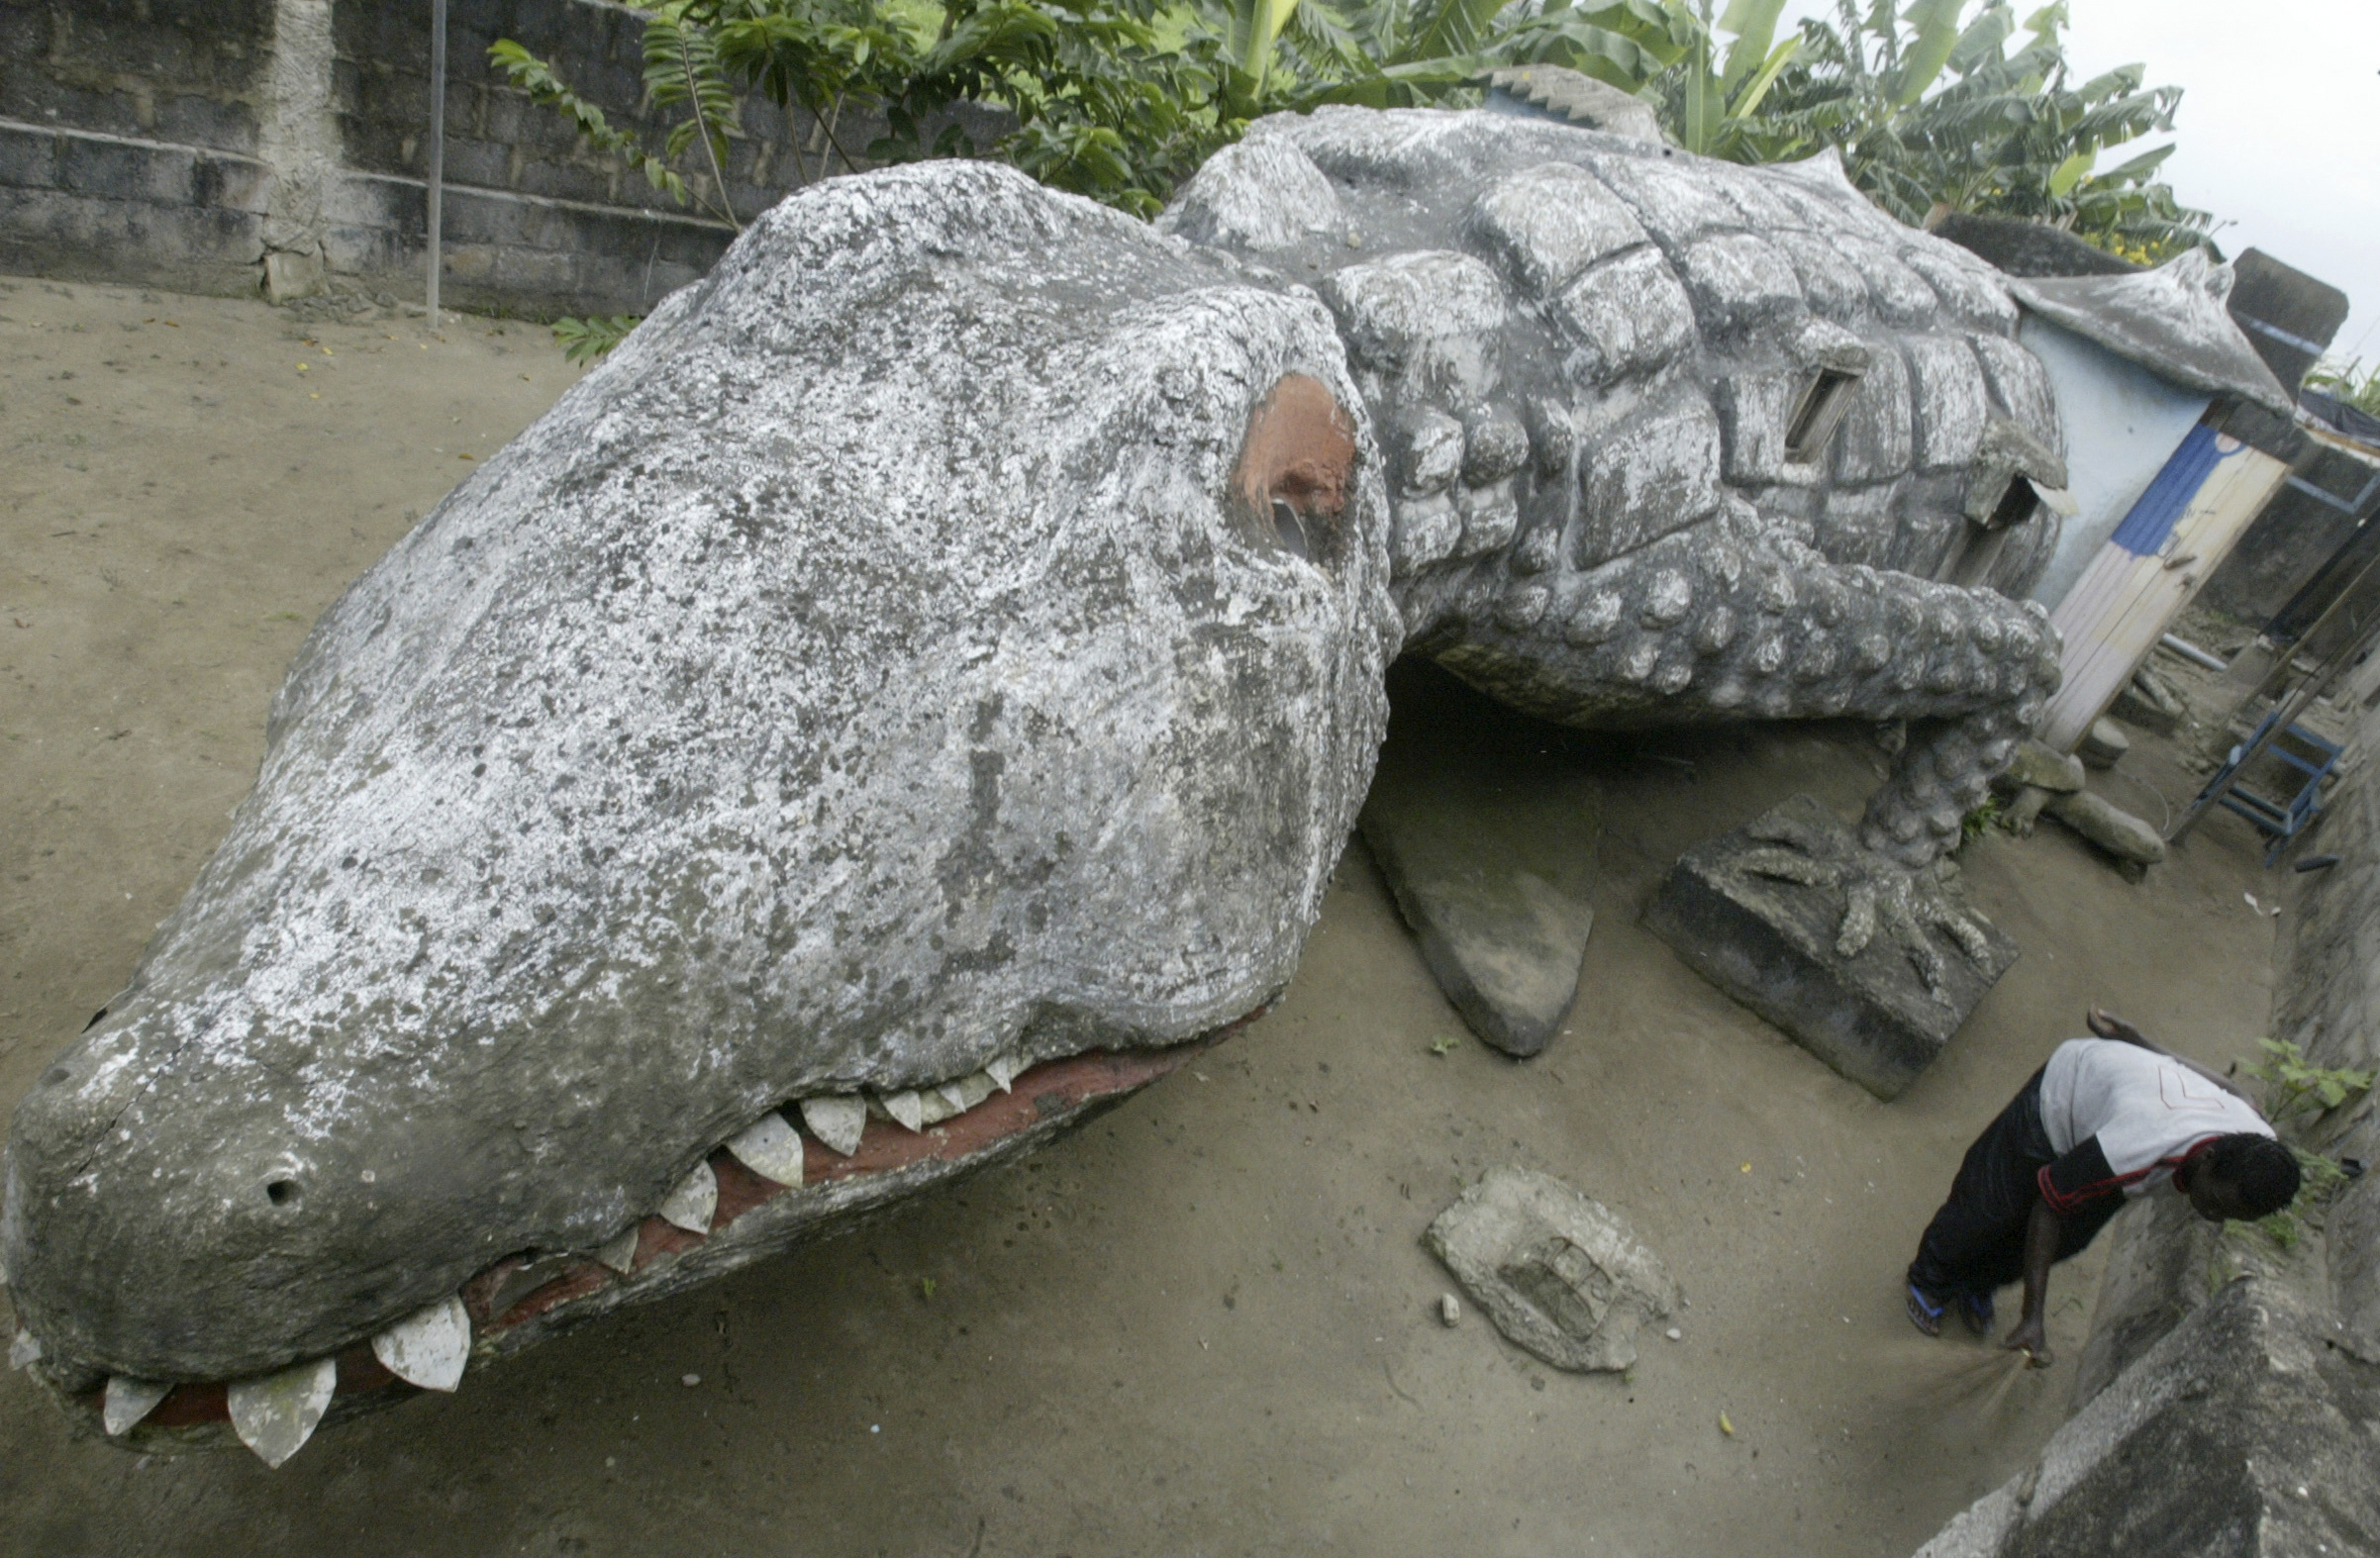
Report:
2270,696,2380,1364
1358,660,1600,1057
1997,738,2086,795
1911,1279,2380,1558
1482,64,1666,144
1644,795,2019,1099
2069,1194,2219,1407
11,101,2266,1454
5,163,1399,1393
1933,213,2142,281
1423,1165,1680,1372
1166,107,2068,884
1168,105,2079,1083
0,0,1002,315
2107,668,2183,736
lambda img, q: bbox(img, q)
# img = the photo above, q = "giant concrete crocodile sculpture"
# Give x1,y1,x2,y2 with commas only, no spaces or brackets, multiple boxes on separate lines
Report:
6,105,2081,1462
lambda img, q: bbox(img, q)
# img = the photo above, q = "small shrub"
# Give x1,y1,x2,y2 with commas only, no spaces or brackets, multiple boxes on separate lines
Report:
2243,1037,2375,1126
551,315,644,364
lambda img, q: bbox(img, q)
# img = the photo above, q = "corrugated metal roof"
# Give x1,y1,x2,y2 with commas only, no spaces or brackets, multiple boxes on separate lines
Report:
2008,251,2294,415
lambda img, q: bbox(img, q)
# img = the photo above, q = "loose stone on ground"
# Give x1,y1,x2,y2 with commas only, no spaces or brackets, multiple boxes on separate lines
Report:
1358,660,1601,1058
1424,1166,1680,1373
2043,790,2166,874
1994,739,2085,796
2077,720,2131,770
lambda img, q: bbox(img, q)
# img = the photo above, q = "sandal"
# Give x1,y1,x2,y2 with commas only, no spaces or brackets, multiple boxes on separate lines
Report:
1958,1291,1995,1337
1905,1283,1946,1337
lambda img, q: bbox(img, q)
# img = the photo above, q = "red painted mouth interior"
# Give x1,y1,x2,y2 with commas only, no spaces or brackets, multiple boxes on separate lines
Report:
90,1042,1212,1430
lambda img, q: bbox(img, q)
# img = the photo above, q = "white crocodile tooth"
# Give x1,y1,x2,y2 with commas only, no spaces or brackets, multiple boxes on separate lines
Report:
880,1090,927,1132
951,1072,996,1111
915,1088,957,1126
984,1053,1021,1094
9,1328,41,1371
798,1096,866,1157
656,1159,719,1234
369,1294,470,1393
103,1376,171,1436
227,1356,338,1468
594,1225,643,1274
936,1081,971,1114
724,1112,804,1187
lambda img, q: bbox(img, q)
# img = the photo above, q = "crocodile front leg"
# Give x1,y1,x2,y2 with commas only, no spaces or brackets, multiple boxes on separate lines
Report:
1398,510,2056,993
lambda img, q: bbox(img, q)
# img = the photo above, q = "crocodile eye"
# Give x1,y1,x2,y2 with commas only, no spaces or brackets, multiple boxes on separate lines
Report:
1234,373,1357,567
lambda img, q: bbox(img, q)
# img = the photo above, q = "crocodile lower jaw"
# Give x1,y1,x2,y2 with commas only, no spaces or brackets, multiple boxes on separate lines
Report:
48,1028,1243,1458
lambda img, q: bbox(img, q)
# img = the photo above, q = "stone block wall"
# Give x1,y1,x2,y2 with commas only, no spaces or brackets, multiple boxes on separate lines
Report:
2269,699,2380,1353
0,0,998,315
0,0,273,151
0,0,279,295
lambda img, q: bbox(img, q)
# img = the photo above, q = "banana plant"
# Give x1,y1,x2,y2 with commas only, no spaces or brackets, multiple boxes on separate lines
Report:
1672,0,1803,157
1296,0,1695,112
1694,0,2208,261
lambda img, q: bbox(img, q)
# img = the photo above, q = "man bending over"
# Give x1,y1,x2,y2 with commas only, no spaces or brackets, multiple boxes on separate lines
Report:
1906,1008,2302,1364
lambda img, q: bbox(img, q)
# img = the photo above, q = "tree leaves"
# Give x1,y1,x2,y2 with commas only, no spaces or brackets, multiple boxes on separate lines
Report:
494,0,2214,277
1684,0,2210,261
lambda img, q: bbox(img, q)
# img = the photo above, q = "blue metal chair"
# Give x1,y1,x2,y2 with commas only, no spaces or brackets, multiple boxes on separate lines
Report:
2198,710,2344,865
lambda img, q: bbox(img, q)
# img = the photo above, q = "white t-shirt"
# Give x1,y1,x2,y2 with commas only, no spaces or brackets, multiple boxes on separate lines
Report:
2036,1037,2272,1210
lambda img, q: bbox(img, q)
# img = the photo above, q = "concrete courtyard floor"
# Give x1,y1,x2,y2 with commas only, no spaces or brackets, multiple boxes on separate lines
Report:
0,277,2291,1557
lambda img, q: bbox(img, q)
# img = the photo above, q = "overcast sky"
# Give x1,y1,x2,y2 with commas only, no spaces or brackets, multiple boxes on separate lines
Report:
1774,0,2380,367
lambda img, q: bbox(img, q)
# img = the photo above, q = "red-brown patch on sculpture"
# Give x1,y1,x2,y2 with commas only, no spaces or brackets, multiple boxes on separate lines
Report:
1233,373,1357,560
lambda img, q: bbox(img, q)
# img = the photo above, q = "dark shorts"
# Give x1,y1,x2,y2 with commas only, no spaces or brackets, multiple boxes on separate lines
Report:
1906,1067,2128,1296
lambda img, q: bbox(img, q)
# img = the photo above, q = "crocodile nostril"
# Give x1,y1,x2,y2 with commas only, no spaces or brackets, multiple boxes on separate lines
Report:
39,1067,71,1089
265,1179,301,1208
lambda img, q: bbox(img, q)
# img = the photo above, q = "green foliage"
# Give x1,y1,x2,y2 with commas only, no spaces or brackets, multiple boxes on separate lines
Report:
1958,793,2004,846
551,314,645,363
498,0,2224,346
2243,1037,2375,1126
1677,0,2211,261
492,7,746,229
2229,1146,2351,1260
489,40,707,217
2308,359,2380,418
493,0,1713,228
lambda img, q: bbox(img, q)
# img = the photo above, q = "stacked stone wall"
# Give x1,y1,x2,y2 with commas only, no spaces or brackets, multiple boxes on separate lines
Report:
0,0,278,294
0,0,1000,315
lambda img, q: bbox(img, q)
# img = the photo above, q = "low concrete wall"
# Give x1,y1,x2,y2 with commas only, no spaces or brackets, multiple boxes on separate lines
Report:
2199,434,2380,628
0,0,996,315
0,0,278,295
1910,696,2380,1556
